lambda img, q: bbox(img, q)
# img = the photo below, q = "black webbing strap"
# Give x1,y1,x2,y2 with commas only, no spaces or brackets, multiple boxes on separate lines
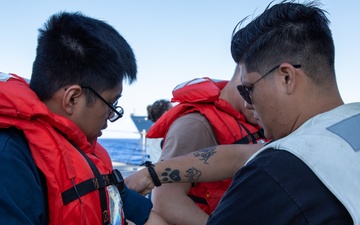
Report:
233,123,266,144
67,146,111,225
62,172,123,205
188,194,208,205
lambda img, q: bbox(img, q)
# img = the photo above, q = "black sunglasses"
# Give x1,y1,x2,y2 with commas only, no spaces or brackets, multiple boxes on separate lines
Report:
81,86,124,122
237,64,301,104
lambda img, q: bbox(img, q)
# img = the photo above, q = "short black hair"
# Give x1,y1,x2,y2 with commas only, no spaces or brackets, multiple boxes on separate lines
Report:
231,1,335,85
30,11,137,101
147,99,172,122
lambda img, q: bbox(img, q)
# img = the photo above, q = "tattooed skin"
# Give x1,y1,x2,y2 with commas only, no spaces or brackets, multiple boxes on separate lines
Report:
184,167,202,182
160,168,181,183
193,146,217,164
159,167,202,183
158,147,215,183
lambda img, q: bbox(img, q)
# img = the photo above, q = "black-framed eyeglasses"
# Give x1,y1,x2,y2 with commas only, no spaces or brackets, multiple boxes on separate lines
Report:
81,85,124,122
237,64,301,104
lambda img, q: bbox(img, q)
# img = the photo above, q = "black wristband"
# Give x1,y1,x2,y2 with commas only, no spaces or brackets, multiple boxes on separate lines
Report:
141,161,162,187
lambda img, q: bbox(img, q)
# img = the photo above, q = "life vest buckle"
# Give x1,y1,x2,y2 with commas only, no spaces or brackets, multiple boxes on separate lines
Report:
112,169,125,193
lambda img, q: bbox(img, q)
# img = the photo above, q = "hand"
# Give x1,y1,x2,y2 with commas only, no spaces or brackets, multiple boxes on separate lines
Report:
125,167,155,195
126,219,135,225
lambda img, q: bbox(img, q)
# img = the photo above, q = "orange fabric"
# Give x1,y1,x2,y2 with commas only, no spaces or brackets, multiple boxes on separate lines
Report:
0,74,119,225
147,77,265,214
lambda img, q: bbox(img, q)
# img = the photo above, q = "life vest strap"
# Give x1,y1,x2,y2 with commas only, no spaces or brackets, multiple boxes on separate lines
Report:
188,194,208,205
233,126,266,144
61,170,124,205
71,145,124,225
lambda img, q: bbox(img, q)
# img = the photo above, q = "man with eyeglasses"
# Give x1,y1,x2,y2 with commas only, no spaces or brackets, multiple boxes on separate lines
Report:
81,85,125,122
0,12,167,225
125,1,359,224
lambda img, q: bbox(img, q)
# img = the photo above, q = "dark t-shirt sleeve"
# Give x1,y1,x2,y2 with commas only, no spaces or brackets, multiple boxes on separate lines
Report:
0,128,48,225
121,184,153,225
207,148,352,225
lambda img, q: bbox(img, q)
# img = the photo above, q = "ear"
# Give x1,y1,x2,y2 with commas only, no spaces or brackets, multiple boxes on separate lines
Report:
62,85,83,115
278,63,298,94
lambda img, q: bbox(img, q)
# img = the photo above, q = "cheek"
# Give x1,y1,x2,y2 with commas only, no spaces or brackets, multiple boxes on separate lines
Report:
258,100,284,139
85,119,105,143
100,110,109,120
253,84,284,139
94,103,110,121
87,108,108,137
253,98,275,132
96,110,108,129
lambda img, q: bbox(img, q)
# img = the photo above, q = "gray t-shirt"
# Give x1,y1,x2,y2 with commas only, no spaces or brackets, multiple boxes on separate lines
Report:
160,112,218,160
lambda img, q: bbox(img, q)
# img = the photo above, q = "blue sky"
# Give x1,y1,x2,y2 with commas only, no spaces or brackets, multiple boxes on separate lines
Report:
1,1,359,138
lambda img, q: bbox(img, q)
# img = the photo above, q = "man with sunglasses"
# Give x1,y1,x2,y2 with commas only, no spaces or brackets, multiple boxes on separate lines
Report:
126,1,359,224
0,12,167,225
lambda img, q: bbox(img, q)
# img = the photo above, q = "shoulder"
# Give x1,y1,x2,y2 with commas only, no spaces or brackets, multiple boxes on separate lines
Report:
166,112,216,142
0,127,42,183
243,149,328,194
176,112,209,122
169,112,212,131
0,128,30,156
161,112,217,159
0,128,48,224
0,127,40,177
215,148,352,224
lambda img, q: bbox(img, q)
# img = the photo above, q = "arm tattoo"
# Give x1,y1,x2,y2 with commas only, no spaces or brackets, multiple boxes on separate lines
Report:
193,146,217,164
184,167,202,182
159,167,202,183
158,146,215,183
160,168,181,183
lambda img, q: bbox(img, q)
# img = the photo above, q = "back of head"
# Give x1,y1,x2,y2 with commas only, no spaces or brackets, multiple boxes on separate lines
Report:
231,1,335,86
30,12,137,101
148,99,172,122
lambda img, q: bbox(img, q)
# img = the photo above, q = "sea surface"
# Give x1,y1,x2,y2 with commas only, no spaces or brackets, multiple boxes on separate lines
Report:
97,138,145,165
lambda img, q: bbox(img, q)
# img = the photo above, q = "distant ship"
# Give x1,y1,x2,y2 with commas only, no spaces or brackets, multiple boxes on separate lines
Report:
130,115,153,133
111,115,154,177
130,115,155,164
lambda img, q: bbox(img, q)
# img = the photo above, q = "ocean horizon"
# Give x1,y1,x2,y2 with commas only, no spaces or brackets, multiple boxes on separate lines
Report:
98,138,146,165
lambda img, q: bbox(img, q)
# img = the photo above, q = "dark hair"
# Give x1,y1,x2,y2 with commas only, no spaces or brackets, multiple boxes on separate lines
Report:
231,1,335,85
147,99,172,122
30,11,137,102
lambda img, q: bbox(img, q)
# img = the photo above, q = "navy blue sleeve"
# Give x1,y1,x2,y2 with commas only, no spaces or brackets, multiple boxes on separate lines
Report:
206,148,352,225
121,183,153,225
0,128,48,225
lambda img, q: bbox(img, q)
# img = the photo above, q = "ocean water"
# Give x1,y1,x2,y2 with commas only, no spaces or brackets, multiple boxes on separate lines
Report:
97,138,146,165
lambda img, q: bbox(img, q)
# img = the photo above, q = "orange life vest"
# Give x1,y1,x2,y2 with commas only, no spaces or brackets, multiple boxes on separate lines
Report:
0,73,125,225
147,77,266,214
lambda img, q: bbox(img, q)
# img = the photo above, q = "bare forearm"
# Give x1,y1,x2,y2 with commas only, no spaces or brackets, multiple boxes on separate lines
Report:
154,143,263,183
125,143,263,195
152,183,208,225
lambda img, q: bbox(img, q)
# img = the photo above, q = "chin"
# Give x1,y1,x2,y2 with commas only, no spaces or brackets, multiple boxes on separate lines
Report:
87,135,99,144
263,130,274,140
251,119,259,126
